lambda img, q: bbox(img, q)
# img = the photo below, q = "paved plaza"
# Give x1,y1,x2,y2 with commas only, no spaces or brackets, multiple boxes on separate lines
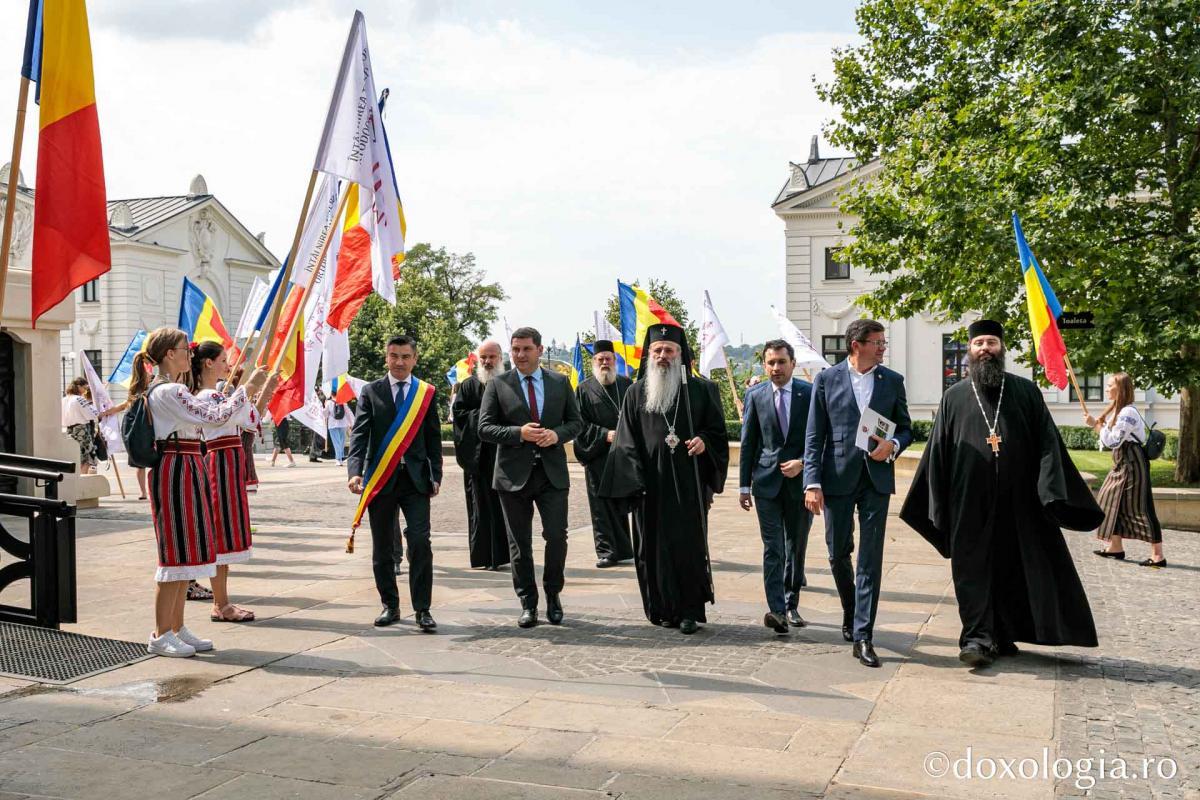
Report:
0,460,1195,799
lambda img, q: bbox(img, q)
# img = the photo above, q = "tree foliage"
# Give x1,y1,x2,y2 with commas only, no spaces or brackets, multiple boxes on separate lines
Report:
818,0,1200,479
347,243,506,413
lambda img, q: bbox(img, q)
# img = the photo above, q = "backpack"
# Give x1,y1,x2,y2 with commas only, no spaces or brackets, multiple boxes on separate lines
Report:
122,383,170,469
333,404,345,421
1143,422,1167,460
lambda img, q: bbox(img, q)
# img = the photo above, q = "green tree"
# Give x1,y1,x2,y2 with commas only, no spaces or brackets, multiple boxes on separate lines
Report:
347,243,506,413
818,0,1200,481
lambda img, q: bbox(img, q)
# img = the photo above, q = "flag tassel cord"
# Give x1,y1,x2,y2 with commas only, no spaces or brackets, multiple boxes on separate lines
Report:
229,169,320,377
722,346,743,417
269,186,350,374
1063,354,1090,418
0,76,31,329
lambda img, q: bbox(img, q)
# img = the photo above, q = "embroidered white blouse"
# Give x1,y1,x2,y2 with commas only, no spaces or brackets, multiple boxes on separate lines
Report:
1098,405,1144,450
194,388,259,439
146,382,249,440
61,395,98,426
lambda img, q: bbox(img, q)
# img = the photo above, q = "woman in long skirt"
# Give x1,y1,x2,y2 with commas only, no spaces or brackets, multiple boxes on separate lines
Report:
191,341,260,622
132,327,269,657
1086,372,1166,568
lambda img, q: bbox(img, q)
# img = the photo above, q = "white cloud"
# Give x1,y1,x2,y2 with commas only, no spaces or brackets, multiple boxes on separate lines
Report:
0,2,854,344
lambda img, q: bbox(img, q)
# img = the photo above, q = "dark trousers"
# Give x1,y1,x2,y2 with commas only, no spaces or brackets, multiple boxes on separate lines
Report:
367,470,431,611
584,466,634,561
755,480,812,613
497,461,569,609
823,467,890,642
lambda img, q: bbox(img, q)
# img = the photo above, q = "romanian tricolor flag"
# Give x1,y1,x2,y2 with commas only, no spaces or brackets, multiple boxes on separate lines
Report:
1013,212,1069,390
445,352,478,388
266,286,306,423
326,373,365,404
107,328,147,388
618,281,680,373
569,336,583,390
350,378,435,531
22,0,111,326
178,277,240,362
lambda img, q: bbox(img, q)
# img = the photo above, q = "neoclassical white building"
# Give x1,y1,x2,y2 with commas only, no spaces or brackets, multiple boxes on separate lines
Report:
58,174,279,400
772,138,1178,427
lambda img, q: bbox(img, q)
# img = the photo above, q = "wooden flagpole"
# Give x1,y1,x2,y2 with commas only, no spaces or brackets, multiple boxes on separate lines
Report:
0,77,31,329
109,457,126,499
269,187,349,373
1063,354,1091,417
238,169,321,374
722,347,743,417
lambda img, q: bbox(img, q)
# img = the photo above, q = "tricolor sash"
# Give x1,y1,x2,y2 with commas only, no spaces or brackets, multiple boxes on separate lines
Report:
350,378,436,530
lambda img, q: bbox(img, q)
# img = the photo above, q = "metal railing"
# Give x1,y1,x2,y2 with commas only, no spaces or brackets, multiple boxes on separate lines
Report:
0,452,77,628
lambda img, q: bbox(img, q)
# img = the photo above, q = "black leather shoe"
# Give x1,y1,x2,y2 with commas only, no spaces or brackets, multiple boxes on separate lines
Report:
679,618,699,635
996,641,1019,657
546,594,563,625
374,607,401,627
518,608,538,628
841,625,853,642
853,639,881,668
595,556,619,568
763,612,789,634
1139,558,1167,568
1093,549,1125,560
415,610,437,632
786,609,806,628
959,642,995,668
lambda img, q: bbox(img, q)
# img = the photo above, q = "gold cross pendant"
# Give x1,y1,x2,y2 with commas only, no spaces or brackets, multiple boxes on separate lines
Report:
986,432,1002,455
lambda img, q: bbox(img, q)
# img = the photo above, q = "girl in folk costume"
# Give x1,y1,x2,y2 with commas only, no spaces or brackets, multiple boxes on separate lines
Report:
1087,373,1167,567
190,342,260,622
131,327,270,657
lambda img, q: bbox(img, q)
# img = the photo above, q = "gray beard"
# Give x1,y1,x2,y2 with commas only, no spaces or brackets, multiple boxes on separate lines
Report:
643,359,681,415
968,351,1006,390
475,363,504,385
593,364,616,386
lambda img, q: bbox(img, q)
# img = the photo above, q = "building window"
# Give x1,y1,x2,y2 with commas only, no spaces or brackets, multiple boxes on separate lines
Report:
1070,374,1104,403
83,349,103,379
822,335,847,366
81,279,99,303
824,247,850,280
942,335,968,393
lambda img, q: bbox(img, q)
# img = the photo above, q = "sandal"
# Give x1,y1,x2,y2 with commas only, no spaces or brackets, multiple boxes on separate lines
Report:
186,581,214,601
210,604,256,622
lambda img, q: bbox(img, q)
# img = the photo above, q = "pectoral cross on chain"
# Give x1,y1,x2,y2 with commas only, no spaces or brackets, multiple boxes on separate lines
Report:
986,432,1003,455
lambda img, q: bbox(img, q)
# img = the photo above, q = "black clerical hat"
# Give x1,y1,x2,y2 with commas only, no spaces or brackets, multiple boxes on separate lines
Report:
968,319,1004,341
636,323,693,379
593,339,615,354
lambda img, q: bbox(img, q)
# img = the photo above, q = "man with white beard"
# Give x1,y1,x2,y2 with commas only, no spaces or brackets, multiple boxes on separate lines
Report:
574,341,637,567
601,325,729,634
451,341,511,569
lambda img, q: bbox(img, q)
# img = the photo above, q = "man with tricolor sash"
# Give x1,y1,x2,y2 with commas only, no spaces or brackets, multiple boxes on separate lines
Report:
346,335,442,630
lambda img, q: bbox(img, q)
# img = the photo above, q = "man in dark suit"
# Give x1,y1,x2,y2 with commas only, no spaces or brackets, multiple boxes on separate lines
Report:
347,335,442,631
739,339,813,635
804,319,912,667
479,326,583,628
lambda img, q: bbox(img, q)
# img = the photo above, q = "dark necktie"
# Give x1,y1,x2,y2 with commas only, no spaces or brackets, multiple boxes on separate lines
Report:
525,376,540,424
775,388,789,438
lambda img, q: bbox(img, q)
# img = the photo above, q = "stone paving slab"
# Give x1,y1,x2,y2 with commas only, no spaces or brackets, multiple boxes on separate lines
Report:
0,461,1194,798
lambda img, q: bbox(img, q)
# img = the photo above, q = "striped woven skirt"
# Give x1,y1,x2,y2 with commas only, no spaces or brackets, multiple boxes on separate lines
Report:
206,435,253,565
149,439,218,582
1096,441,1163,543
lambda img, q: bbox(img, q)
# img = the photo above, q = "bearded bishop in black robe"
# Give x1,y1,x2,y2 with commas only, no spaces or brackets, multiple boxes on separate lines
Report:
452,356,511,570
574,340,637,566
600,324,729,632
900,320,1102,667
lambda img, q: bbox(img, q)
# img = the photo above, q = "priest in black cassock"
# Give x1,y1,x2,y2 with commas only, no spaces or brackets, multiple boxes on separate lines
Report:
900,320,1102,668
451,341,511,570
574,341,637,568
600,324,729,634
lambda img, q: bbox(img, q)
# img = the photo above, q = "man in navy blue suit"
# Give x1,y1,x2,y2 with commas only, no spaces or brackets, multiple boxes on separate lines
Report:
740,340,813,635
804,319,912,668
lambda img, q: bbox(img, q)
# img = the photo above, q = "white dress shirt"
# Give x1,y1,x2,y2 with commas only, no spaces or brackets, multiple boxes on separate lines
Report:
388,374,411,405
848,362,877,410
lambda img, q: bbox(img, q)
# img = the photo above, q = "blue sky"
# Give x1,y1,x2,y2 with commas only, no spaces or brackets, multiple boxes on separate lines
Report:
2,1,860,344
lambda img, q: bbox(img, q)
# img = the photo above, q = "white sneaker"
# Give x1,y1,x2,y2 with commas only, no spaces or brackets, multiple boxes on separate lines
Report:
176,625,214,652
286,462,297,468
148,630,196,658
